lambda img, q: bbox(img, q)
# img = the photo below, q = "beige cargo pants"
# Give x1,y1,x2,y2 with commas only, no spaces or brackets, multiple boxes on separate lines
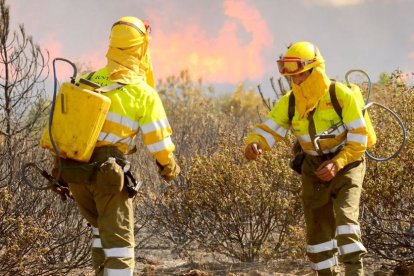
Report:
301,155,367,276
68,147,135,276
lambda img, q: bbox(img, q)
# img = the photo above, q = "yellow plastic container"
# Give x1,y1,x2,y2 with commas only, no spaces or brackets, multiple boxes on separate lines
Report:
40,82,111,162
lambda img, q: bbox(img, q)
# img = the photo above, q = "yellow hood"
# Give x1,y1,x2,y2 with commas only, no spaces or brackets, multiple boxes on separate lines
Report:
291,64,330,118
106,44,155,88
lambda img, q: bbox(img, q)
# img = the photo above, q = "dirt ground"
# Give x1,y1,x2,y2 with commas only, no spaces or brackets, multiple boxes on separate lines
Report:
133,250,397,276
72,249,401,275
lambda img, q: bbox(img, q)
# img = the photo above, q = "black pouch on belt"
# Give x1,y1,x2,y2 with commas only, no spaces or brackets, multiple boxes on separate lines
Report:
124,170,143,198
289,141,306,175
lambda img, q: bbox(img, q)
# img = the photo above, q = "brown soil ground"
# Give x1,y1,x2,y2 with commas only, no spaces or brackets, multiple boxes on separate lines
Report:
71,250,403,275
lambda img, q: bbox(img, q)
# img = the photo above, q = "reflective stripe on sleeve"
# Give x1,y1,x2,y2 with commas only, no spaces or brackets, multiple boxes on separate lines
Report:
106,112,139,130
297,134,312,143
103,267,133,276
338,242,366,255
310,256,338,271
336,224,361,236
345,118,366,130
263,119,288,137
252,128,275,148
98,132,133,145
347,133,367,145
141,118,170,134
306,240,337,253
146,136,173,153
104,247,134,258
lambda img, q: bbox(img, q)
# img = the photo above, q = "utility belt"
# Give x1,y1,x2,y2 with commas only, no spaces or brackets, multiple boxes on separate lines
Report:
54,146,141,198
290,147,341,175
306,150,364,171
313,151,339,163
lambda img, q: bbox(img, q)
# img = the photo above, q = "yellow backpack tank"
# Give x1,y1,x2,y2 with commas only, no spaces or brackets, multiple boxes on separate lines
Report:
40,81,112,162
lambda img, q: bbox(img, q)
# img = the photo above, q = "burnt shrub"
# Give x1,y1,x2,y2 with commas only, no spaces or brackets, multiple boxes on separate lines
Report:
361,83,413,265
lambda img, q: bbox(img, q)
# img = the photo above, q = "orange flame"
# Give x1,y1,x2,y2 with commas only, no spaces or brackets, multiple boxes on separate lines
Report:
149,0,273,83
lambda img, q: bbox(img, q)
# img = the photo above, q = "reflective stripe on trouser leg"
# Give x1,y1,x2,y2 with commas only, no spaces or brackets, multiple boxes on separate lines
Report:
92,227,105,273
104,268,133,276
102,247,134,276
307,240,337,254
336,224,366,276
310,255,339,271
306,240,339,272
336,224,366,256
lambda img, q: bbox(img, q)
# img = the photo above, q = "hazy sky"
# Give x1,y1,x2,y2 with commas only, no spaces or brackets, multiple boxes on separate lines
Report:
8,0,414,96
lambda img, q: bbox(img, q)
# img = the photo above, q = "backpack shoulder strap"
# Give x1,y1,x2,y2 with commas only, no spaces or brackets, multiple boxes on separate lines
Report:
86,71,96,80
288,92,295,122
329,81,343,120
95,83,125,93
84,70,124,93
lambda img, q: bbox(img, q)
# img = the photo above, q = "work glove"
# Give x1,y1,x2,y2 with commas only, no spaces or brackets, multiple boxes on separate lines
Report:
156,157,180,182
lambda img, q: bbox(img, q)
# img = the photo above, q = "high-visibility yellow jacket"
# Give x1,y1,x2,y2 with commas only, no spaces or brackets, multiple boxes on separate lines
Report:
85,67,175,166
246,82,368,170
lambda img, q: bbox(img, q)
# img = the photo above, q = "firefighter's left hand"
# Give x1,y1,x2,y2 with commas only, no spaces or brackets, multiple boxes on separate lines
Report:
315,160,338,182
157,157,180,182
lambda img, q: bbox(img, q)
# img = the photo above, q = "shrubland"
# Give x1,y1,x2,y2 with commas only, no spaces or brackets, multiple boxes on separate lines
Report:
1,1,413,272
2,67,413,274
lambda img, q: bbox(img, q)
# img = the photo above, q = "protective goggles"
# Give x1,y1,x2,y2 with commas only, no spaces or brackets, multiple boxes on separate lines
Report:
276,57,316,75
113,20,151,35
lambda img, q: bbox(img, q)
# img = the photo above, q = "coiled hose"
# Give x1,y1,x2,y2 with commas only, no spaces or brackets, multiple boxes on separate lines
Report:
20,58,77,190
345,69,407,161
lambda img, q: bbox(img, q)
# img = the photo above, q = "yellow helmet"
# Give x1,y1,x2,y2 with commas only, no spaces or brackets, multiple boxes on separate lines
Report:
109,16,149,48
276,41,324,76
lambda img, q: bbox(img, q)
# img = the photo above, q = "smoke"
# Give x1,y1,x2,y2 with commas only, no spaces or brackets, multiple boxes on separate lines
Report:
148,0,273,83
302,0,364,6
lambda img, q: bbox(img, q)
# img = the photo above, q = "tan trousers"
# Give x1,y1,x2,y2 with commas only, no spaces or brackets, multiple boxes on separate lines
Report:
68,148,135,276
301,155,367,276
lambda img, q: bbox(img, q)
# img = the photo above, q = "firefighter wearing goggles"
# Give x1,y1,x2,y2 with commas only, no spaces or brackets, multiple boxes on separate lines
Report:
65,16,180,276
245,41,368,275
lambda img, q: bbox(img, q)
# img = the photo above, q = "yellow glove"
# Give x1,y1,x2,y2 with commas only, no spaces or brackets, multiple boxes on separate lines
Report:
157,157,180,182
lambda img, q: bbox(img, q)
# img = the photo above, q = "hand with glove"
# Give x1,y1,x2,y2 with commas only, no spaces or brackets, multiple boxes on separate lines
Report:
156,157,181,182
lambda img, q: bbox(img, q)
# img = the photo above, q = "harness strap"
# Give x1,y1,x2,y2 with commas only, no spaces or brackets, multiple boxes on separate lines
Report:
86,71,96,80
288,92,295,122
329,81,343,119
95,83,124,93
307,108,324,155
85,70,125,93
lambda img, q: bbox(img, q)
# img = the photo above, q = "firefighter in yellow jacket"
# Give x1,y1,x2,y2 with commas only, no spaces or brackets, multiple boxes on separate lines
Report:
245,41,371,275
62,17,180,275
